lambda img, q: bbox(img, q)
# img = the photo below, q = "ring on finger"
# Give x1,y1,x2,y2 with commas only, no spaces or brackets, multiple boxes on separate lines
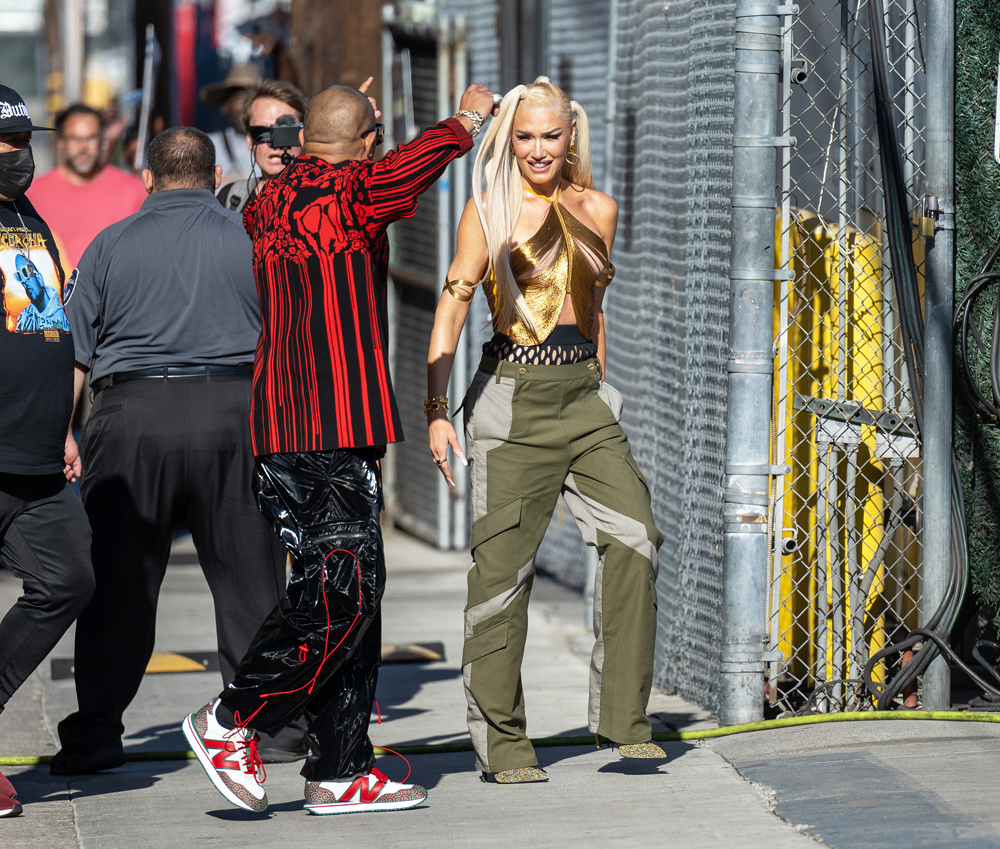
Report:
434,457,446,466
493,92,503,106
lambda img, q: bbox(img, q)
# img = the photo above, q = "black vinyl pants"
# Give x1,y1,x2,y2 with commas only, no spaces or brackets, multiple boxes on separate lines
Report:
58,376,288,755
219,448,385,782
0,473,94,711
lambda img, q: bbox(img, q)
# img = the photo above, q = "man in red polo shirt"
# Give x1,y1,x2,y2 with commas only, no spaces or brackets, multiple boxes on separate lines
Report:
183,79,498,816
27,104,147,270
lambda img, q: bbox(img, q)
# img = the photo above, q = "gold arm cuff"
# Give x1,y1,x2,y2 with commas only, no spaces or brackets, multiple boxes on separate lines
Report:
595,262,615,287
443,279,475,302
424,395,450,416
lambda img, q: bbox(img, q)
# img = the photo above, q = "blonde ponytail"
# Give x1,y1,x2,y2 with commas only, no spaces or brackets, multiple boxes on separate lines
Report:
565,100,593,189
472,77,595,338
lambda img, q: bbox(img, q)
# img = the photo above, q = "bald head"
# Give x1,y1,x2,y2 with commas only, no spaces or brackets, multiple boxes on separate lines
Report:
304,85,374,148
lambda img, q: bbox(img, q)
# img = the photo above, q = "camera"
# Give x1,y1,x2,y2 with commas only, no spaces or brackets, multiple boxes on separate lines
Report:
249,114,304,165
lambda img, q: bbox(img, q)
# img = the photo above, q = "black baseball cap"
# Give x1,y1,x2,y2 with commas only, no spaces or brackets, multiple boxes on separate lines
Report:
0,85,54,133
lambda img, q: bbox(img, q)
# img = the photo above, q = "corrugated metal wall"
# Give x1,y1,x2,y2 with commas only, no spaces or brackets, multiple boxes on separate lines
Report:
387,25,447,543
601,1,734,712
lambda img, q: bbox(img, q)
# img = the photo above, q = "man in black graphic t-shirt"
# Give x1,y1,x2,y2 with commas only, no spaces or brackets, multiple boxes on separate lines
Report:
0,85,94,820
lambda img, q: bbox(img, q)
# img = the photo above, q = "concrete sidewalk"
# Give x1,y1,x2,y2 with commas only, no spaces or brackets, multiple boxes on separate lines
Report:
2,528,999,848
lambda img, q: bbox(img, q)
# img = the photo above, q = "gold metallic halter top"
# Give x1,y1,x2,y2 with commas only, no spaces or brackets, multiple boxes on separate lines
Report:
485,184,610,346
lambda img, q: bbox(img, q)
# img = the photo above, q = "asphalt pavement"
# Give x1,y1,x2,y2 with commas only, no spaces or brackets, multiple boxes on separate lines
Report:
1,527,999,848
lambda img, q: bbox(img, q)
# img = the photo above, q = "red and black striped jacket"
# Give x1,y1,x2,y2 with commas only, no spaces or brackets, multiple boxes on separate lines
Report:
244,118,473,455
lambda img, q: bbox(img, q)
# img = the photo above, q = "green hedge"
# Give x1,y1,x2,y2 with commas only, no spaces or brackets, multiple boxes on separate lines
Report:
956,0,1000,618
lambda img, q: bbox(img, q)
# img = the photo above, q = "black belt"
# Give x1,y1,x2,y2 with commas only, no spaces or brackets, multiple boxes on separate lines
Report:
94,364,253,393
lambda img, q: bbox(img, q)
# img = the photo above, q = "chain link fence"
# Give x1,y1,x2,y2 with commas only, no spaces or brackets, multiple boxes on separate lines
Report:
769,0,927,713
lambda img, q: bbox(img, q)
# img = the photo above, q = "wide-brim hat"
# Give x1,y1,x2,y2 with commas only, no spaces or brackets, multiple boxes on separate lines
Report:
0,84,54,133
199,64,264,107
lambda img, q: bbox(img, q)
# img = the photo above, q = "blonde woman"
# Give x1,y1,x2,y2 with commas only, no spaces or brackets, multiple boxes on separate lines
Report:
426,78,664,784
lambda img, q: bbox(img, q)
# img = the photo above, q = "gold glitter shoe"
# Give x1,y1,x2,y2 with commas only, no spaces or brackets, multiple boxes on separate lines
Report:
484,767,550,784
618,742,667,759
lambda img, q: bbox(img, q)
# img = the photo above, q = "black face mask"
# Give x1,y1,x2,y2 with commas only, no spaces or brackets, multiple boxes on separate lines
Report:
0,147,35,200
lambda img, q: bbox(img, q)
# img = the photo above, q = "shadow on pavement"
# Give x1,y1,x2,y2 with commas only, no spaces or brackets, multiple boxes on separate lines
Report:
11,760,190,803
373,738,693,792
4,768,74,806
374,664,461,721
538,740,690,773
124,721,188,751
206,807,276,821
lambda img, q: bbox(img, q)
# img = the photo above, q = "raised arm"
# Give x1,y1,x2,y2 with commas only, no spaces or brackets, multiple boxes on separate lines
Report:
368,86,498,226
426,196,489,486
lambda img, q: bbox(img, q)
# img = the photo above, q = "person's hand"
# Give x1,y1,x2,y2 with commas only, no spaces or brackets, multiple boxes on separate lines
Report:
64,433,82,482
428,415,467,487
358,76,381,119
459,84,500,120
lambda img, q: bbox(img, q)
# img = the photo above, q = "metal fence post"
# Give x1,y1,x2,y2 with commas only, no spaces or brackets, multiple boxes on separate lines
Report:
720,0,787,726
921,0,955,711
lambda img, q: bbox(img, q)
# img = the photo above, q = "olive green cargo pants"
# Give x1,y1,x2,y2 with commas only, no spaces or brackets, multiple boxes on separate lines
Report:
462,355,664,774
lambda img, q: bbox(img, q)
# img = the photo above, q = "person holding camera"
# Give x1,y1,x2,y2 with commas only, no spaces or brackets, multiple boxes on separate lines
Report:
49,126,300,776
217,80,307,215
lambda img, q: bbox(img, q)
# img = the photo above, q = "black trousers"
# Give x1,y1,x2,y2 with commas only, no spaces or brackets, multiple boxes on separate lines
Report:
58,376,288,754
220,449,385,782
0,473,94,710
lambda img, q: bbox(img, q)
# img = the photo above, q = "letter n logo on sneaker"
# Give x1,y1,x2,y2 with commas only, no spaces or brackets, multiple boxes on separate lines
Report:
209,740,243,772
341,774,386,804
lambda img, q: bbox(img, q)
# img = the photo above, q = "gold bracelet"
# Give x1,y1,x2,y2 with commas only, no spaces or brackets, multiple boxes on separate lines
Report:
424,395,449,416
443,279,476,302
595,262,615,288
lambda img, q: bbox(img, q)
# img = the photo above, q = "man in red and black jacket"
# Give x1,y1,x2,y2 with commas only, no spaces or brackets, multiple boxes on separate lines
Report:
183,80,498,815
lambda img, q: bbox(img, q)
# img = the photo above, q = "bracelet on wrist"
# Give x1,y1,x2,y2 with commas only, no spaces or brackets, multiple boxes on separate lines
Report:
453,109,484,138
424,395,449,416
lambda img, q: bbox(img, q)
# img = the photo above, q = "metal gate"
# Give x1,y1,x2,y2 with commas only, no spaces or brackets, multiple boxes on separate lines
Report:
768,0,928,714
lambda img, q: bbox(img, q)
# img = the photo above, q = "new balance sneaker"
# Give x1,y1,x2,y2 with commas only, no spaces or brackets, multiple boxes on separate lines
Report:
0,768,21,818
303,768,427,815
182,699,267,812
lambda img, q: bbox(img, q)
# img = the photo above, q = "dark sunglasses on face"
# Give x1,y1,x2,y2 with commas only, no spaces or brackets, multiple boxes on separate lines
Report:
14,263,38,285
361,123,385,146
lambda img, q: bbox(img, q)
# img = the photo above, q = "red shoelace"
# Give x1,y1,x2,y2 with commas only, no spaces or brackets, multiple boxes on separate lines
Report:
229,714,267,785
233,549,363,733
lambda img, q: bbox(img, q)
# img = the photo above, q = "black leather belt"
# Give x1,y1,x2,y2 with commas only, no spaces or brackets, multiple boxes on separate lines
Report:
94,364,253,393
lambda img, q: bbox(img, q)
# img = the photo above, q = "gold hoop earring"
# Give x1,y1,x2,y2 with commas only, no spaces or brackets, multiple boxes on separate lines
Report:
565,144,580,166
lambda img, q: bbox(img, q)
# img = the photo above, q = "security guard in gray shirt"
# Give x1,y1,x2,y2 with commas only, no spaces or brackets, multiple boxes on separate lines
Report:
51,127,303,774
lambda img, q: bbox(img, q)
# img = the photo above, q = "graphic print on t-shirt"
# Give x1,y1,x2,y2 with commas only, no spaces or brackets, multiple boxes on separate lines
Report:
0,228,69,335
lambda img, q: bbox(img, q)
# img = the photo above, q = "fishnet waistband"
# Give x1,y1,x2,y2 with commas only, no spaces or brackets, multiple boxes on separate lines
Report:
481,327,598,366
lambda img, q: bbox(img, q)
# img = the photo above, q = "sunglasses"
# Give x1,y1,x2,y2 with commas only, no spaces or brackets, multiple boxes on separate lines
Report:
14,262,38,285
361,123,385,146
